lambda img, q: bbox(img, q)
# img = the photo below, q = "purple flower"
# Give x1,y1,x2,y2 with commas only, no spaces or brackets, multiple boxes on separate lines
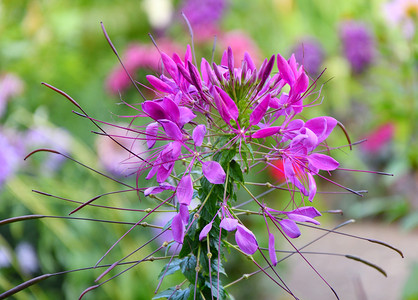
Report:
0,128,24,187
25,125,72,174
339,21,376,73
0,73,24,117
292,38,325,76
181,0,228,28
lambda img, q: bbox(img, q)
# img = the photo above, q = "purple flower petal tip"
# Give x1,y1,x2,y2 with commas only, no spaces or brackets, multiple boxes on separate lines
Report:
236,224,258,255
202,161,226,184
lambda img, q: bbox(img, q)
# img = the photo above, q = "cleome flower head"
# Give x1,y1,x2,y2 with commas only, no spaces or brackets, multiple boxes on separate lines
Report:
1,22,403,300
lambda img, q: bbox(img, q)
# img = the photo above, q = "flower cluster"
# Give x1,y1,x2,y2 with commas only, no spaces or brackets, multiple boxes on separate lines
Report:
136,45,340,251
3,28,402,300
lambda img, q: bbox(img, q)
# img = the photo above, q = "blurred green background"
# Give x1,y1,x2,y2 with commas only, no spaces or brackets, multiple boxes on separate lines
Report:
1,0,417,299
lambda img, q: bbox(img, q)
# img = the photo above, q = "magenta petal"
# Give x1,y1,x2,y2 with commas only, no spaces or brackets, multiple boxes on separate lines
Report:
199,222,213,241
144,183,175,196
252,126,281,139
202,161,226,184
244,52,256,71
305,116,337,144
172,213,185,243
146,122,159,149
160,119,183,141
161,53,178,80
214,86,239,121
235,224,258,255
213,88,232,124
192,124,206,147
290,206,322,219
201,58,212,85
279,219,301,238
146,75,173,93
220,218,238,231
176,175,193,206
156,163,174,183
268,233,278,266
142,101,166,121
307,173,317,202
179,203,189,225
249,94,270,126
291,68,309,95
178,107,196,127
162,97,180,124
308,153,339,171
277,53,295,85
287,213,320,225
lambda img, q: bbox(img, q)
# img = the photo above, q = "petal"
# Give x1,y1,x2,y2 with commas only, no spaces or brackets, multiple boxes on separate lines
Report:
179,203,189,225
268,233,278,266
199,222,213,241
279,219,301,238
214,86,239,122
308,153,339,171
162,97,180,124
290,206,322,219
307,173,317,202
305,116,337,145
178,107,197,127
192,124,206,147
213,88,232,124
244,52,256,71
249,94,270,126
156,163,174,183
287,213,320,225
146,122,159,149
201,58,212,85
252,126,281,139
188,61,202,91
176,175,193,206
161,52,178,81
235,224,258,255
160,119,183,141
220,218,238,231
146,75,174,93
142,101,166,121
277,53,295,85
172,213,185,244
202,161,226,184
291,67,309,95
144,183,175,196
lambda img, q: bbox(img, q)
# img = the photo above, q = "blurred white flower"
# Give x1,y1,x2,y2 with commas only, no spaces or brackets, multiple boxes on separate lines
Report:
16,242,38,275
142,0,173,30
383,0,418,39
0,246,12,268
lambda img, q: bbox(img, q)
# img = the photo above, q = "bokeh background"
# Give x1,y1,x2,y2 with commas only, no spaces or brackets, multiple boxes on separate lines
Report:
1,0,417,299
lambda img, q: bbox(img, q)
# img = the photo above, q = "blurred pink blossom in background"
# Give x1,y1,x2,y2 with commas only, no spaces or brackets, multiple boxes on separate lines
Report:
361,122,395,155
105,39,183,94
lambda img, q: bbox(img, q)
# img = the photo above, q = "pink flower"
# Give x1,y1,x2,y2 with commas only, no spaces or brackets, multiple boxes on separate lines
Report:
361,122,395,154
105,39,183,94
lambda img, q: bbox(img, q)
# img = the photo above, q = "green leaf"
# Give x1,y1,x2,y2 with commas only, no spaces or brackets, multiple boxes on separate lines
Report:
153,287,191,300
229,160,243,182
157,258,183,280
180,255,198,283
